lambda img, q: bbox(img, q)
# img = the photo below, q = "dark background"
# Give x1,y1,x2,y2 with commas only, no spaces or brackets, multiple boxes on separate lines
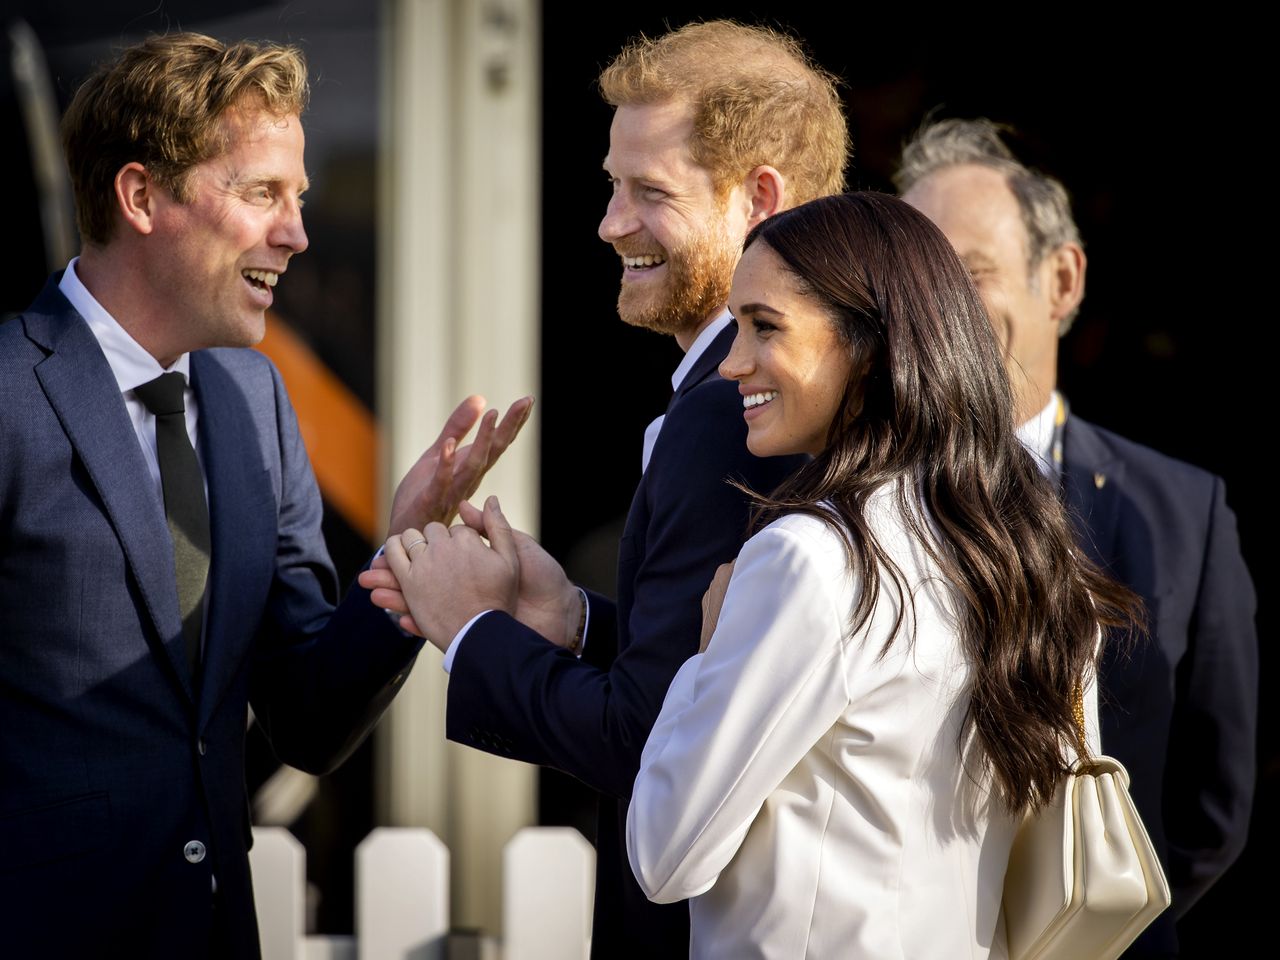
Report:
4,2,1266,948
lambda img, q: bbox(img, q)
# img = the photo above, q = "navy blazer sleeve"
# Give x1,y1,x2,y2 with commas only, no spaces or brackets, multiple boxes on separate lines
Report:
245,358,423,776
445,379,802,799
1163,476,1258,914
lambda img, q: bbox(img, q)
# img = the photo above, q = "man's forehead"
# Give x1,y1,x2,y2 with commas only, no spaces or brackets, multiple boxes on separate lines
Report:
214,109,309,188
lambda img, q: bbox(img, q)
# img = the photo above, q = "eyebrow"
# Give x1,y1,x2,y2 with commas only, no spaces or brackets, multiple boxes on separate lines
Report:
601,160,675,189
231,172,311,194
736,302,785,317
961,252,998,270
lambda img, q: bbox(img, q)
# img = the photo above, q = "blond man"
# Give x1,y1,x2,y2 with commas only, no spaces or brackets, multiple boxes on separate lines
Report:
0,33,525,958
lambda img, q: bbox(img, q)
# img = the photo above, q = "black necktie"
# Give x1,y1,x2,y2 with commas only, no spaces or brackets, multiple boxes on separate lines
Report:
134,372,210,680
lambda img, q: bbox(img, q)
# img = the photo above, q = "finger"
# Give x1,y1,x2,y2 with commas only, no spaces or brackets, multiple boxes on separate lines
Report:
398,614,425,638
483,496,517,566
370,553,391,571
455,410,499,497
385,535,411,580
400,530,430,566
369,587,409,613
457,500,486,533
433,395,486,449
359,567,401,591
491,396,534,460
424,521,451,543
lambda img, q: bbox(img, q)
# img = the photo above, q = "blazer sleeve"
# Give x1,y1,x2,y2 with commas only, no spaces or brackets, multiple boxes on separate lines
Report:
1163,477,1258,914
445,380,802,799
248,361,423,776
626,521,852,903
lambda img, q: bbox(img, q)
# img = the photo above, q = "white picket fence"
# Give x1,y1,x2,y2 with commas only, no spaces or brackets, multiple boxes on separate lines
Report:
249,826,595,960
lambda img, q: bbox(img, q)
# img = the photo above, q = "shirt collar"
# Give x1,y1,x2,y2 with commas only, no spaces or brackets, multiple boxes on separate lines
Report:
1015,391,1060,476
59,257,190,393
671,309,732,392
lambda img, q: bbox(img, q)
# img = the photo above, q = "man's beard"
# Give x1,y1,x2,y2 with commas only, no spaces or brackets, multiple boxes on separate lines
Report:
615,220,739,337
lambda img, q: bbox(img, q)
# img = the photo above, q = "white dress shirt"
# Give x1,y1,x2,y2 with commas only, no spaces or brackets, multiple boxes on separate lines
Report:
641,310,732,473
1015,392,1061,479
59,258,204,505
627,485,1101,959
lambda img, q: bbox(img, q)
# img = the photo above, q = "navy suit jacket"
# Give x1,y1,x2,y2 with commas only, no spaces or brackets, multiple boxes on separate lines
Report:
1062,415,1257,956
0,278,423,959
444,324,805,958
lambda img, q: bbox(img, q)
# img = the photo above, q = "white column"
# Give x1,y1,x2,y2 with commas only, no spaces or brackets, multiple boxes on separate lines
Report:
376,0,540,937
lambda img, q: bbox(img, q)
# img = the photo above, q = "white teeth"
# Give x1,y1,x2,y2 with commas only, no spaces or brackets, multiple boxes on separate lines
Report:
243,269,279,287
622,254,666,269
743,391,778,409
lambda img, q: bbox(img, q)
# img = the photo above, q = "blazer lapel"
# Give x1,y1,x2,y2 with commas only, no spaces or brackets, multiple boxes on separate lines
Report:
192,351,278,726
1061,416,1124,571
26,287,194,702
668,322,735,411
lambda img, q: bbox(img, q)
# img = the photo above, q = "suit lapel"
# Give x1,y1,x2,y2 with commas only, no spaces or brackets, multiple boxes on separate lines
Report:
26,287,194,702
1061,416,1125,570
668,322,734,411
192,351,277,726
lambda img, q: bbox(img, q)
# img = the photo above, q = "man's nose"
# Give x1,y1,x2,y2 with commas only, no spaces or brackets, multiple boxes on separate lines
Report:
274,202,309,255
598,191,638,244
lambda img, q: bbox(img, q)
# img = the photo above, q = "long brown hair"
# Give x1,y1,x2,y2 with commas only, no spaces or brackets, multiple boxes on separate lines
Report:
744,192,1138,813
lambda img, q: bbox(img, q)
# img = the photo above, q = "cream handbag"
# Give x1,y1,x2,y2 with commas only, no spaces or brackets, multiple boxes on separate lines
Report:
1002,753,1171,960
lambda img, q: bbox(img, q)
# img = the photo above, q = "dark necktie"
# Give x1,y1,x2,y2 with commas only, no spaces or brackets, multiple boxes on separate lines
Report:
134,372,210,680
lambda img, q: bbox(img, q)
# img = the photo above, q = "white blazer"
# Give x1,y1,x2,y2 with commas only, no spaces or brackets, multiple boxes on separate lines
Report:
627,487,1100,959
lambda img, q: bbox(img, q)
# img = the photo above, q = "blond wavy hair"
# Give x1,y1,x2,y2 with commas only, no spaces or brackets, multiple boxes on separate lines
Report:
62,32,309,246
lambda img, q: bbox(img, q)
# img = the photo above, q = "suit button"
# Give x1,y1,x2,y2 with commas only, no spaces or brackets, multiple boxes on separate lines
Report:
184,840,207,863
197,739,207,756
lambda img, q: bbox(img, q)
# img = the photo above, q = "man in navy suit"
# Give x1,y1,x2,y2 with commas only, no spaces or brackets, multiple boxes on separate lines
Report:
362,20,849,958
0,33,527,958
897,118,1258,957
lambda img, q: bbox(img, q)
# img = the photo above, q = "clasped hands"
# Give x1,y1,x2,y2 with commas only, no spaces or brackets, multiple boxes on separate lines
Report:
362,393,739,657
358,394,579,653
364,498,581,655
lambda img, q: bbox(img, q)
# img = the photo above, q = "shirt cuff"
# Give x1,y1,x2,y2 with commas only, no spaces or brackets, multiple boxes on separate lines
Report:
443,610,493,673
576,587,590,658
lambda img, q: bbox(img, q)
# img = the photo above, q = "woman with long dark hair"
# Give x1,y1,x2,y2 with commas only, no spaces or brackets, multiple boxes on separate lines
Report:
625,192,1137,958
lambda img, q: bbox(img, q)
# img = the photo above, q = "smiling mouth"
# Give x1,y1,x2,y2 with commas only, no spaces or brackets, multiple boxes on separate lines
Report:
621,254,666,271
242,268,279,291
743,390,778,409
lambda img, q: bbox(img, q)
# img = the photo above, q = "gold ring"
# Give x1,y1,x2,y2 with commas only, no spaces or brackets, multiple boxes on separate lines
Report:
404,537,427,554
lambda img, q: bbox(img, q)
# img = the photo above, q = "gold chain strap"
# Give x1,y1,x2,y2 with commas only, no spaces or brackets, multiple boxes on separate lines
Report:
1071,684,1087,747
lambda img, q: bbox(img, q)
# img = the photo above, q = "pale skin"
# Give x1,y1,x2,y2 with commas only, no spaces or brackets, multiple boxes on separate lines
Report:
901,164,1084,424
78,100,533,541
599,100,784,350
360,496,580,652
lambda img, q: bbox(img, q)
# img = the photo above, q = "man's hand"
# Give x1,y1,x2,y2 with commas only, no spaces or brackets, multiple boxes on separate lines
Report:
457,500,581,648
382,497,520,653
358,553,424,637
386,394,534,537
359,499,580,648
699,561,735,653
